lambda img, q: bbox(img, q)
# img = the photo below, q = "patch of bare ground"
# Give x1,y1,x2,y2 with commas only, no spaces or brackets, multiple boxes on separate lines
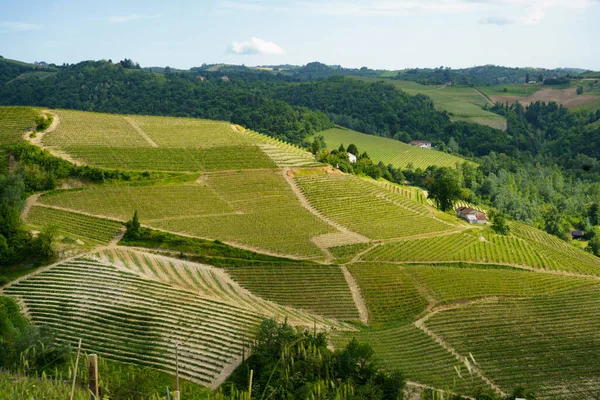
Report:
21,193,41,220
340,266,369,324
490,87,600,108
414,297,506,396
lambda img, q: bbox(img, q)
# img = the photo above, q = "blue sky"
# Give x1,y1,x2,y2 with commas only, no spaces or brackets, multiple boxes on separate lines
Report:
1,0,598,70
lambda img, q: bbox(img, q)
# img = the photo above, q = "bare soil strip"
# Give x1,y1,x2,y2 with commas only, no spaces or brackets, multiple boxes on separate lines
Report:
340,266,369,324
123,116,159,147
21,193,41,220
414,297,506,396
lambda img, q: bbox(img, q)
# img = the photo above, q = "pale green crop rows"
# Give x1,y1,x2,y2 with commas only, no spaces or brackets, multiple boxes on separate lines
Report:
319,127,466,170
294,173,453,240
27,205,122,244
4,259,263,386
225,264,360,321
426,287,600,398
362,227,600,275
42,110,277,171
96,248,349,329
39,171,335,258
0,106,40,145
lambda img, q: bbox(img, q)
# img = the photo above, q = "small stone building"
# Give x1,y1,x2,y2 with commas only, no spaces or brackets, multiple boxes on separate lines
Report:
456,206,487,224
409,140,432,149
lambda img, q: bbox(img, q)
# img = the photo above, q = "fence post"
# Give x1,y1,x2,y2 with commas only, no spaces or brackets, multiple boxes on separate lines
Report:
88,354,99,400
70,338,82,400
173,391,181,400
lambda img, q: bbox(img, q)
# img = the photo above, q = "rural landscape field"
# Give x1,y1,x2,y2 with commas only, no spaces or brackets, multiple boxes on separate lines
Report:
2,2,600,398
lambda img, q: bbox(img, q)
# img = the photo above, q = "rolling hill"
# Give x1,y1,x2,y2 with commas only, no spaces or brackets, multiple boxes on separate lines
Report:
3,106,600,398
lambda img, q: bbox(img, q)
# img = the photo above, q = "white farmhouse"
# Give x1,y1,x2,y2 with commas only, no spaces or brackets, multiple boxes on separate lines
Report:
348,152,357,163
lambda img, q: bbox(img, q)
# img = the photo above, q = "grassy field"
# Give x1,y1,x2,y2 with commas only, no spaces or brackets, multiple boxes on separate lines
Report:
39,171,336,258
351,78,506,129
318,127,466,169
476,84,543,98
0,106,41,145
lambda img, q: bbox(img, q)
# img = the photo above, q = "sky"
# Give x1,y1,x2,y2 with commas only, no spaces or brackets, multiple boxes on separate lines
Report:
0,0,599,71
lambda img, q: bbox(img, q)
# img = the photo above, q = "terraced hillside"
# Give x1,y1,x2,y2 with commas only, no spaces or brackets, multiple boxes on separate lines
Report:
2,256,351,388
10,107,600,398
318,127,466,170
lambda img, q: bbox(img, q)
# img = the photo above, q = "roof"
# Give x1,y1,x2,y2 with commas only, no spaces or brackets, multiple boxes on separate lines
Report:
571,230,584,237
409,140,431,145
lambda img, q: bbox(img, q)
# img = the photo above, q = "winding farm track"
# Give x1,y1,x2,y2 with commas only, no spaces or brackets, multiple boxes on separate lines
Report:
414,297,506,397
340,266,369,324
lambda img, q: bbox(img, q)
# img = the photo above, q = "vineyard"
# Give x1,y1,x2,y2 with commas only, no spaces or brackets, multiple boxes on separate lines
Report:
361,228,600,275
0,106,40,145
27,205,123,245
3,258,263,387
425,286,600,398
318,127,466,170
39,170,336,258
94,248,350,329
294,172,454,239
224,264,360,321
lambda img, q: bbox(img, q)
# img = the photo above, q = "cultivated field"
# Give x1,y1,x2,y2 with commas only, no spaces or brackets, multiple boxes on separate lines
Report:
361,227,600,275
294,172,454,240
225,264,360,321
38,170,336,258
0,106,41,145
351,78,506,130
318,127,466,169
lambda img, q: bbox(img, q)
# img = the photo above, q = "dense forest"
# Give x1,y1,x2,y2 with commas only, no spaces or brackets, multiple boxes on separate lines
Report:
1,57,600,249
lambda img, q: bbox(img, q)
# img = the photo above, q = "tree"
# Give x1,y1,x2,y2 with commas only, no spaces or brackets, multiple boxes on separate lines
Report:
338,143,346,153
587,235,600,256
525,73,530,83
589,203,600,226
310,135,326,155
491,211,510,235
427,167,461,211
577,86,584,95
125,210,141,240
347,143,359,156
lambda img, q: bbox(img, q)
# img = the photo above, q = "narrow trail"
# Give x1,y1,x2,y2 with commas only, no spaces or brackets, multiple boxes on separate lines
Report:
473,88,495,105
281,169,370,254
123,116,159,147
340,266,369,324
21,193,41,220
414,297,506,396
24,110,83,166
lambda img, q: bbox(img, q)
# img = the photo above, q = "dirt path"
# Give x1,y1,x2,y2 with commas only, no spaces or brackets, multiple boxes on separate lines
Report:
24,110,84,166
414,297,506,396
21,193,41,220
282,169,370,250
340,266,369,324
473,88,494,105
123,116,159,147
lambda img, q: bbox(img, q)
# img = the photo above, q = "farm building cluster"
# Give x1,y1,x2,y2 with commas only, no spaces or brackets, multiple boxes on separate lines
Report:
409,140,432,149
456,206,487,224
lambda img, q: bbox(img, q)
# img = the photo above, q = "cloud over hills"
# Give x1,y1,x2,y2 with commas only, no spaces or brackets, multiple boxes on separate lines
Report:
227,37,285,56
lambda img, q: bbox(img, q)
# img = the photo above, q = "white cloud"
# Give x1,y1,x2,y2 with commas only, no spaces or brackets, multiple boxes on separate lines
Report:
107,14,161,24
0,21,43,33
228,37,285,56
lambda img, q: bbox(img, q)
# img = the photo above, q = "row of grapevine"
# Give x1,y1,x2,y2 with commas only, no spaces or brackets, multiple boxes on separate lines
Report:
27,205,122,244
3,259,263,387
294,173,453,240
38,170,335,258
426,286,600,398
224,264,361,321
0,106,40,145
96,247,351,329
